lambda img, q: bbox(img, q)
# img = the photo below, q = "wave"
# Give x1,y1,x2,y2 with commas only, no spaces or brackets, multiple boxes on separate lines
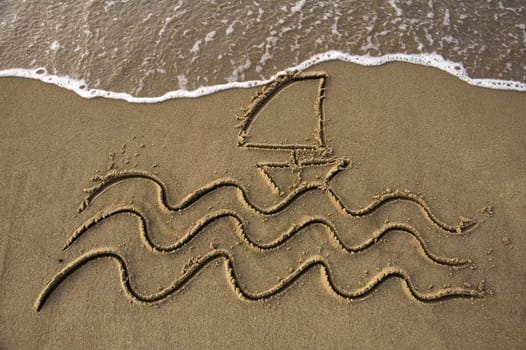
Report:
2,52,525,104
3,1,525,99
34,248,484,312
65,206,469,267
35,168,482,310
80,170,477,234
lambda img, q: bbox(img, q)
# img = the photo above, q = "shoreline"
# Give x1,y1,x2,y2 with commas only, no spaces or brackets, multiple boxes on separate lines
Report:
1,52,525,104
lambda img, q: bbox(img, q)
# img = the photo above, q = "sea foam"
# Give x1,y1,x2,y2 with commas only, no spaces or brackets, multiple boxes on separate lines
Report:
1,52,524,103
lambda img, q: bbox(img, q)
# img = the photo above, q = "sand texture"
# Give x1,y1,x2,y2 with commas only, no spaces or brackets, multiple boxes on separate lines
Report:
1,61,525,349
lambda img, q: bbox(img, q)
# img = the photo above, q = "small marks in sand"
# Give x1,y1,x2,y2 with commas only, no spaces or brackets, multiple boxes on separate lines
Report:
107,136,154,171
480,206,494,217
35,71,486,311
501,236,513,249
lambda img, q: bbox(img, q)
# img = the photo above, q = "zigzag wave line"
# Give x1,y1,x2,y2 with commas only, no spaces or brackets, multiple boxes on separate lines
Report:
64,207,469,267
80,170,476,234
34,248,483,312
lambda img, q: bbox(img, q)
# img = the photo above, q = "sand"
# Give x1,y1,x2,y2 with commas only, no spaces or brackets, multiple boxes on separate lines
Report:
1,61,525,349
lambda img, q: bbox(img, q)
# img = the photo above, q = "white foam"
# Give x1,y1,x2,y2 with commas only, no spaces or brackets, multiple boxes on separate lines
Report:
290,0,306,14
204,30,216,42
388,0,403,17
176,74,188,89
0,51,525,104
226,22,235,35
190,40,202,55
443,9,450,27
49,41,61,51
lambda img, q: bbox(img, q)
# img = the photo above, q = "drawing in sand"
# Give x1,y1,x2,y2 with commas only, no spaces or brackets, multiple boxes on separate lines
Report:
237,71,350,195
34,71,485,312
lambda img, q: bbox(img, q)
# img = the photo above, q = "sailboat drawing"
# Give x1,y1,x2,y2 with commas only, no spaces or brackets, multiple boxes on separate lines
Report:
237,71,350,195
34,70,484,312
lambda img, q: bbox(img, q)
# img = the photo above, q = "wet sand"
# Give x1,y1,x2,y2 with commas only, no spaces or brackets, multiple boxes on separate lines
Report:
1,61,525,349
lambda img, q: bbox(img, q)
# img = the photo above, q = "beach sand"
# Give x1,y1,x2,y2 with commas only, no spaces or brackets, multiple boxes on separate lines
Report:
1,61,525,349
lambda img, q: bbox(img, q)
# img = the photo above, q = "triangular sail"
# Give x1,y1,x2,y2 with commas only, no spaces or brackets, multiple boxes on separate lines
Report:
237,71,327,150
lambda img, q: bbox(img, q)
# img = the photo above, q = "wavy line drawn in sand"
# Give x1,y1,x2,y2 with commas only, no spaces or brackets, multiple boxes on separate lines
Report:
34,248,484,312
65,206,468,267
78,170,475,234
36,71,484,311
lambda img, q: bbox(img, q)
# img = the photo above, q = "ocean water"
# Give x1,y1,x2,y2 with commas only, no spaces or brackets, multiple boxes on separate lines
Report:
0,0,525,102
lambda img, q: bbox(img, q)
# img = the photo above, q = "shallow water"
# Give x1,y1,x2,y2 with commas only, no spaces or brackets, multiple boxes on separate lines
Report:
1,0,525,100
